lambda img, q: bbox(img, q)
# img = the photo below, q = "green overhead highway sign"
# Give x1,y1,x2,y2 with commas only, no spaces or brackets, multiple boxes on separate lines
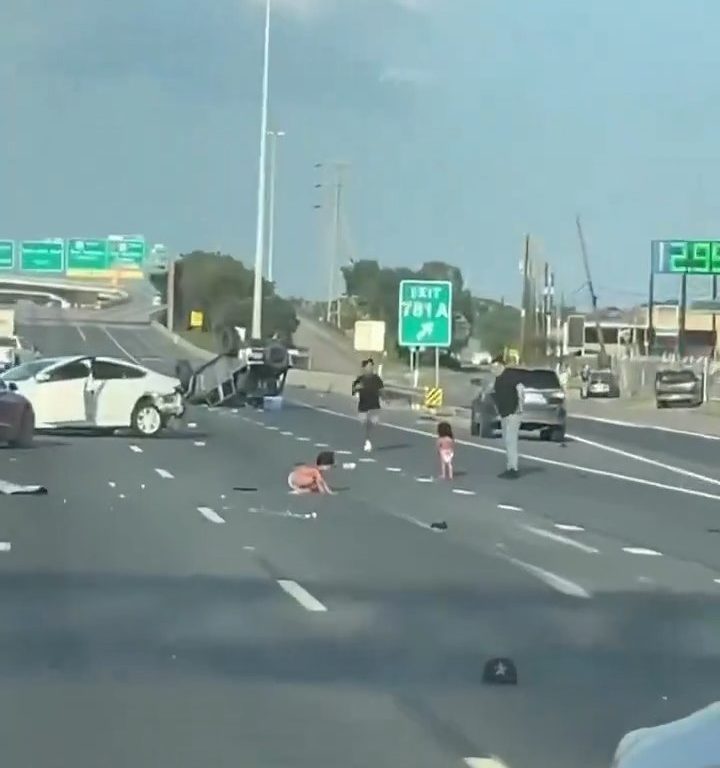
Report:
0,241,14,270
108,236,146,268
20,239,64,272
67,239,109,271
398,279,453,347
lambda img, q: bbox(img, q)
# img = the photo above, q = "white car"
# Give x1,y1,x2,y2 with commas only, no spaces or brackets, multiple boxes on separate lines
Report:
0,355,185,437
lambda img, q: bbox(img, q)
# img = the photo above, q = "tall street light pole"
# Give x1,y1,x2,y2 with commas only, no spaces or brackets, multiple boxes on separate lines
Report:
251,0,272,340
266,129,285,284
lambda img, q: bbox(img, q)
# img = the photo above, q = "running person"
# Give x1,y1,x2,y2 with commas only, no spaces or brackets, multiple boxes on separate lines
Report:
352,358,384,452
287,451,335,494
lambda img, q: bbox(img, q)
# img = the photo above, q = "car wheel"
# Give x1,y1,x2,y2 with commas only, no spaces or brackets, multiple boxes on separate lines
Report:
656,400,666,409
131,400,163,437
480,417,495,439
540,428,551,441
550,426,565,443
9,408,34,448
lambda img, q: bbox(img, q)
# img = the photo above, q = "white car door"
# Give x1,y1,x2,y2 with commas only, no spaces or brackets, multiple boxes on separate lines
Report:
89,358,147,427
33,358,91,426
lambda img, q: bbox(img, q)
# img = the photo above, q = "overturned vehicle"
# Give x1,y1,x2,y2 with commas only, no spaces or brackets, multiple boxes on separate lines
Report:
176,326,291,408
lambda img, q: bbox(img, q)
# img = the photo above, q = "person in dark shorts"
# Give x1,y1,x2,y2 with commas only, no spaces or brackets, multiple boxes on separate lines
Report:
352,358,384,452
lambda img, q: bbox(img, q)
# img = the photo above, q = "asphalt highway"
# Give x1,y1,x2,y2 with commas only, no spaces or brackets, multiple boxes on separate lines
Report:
2,317,720,767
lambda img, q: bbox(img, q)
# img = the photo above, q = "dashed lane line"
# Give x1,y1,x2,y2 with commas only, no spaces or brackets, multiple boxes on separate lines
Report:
298,403,720,503
503,555,592,599
280,431,294,436
100,326,142,364
623,546,662,556
129,445,143,454
198,506,225,524
154,468,174,479
498,504,523,512
521,524,599,554
452,488,476,496
276,580,327,612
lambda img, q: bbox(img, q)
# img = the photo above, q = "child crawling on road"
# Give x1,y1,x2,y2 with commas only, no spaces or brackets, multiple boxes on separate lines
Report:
288,451,335,494
436,421,455,480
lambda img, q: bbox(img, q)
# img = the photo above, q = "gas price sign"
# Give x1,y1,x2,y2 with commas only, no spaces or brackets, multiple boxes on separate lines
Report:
652,240,720,274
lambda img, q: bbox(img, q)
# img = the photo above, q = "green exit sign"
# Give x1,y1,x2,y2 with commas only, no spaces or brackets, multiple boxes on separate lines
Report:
0,241,14,270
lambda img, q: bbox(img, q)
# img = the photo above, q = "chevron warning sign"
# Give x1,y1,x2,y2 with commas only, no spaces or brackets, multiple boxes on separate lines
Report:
423,387,443,409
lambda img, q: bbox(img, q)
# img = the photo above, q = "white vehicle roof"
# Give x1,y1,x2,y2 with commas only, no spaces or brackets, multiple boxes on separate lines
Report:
612,703,720,768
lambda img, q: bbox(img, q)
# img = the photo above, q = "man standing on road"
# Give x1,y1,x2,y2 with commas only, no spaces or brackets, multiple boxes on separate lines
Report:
352,358,384,452
492,355,523,479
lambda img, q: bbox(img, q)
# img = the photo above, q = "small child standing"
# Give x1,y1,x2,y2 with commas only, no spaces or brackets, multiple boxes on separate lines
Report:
436,421,455,480
288,451,335,494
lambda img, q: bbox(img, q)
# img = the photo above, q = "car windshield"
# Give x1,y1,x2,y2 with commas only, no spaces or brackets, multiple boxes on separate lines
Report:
0,359,51,381
520,369,561,389
658,370,695,383
590,371,614,383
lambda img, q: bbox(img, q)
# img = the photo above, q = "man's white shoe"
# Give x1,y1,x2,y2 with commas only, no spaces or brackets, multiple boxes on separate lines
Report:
363,440,372,452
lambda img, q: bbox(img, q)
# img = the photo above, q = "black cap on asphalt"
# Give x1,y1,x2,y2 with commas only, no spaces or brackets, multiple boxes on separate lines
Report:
482,657,517,685
316,451,335,467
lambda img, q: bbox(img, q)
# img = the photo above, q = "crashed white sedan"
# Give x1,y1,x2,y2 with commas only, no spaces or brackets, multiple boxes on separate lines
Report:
0,355,185,437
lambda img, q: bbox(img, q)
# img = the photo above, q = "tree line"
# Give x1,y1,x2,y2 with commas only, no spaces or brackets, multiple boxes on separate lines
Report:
339,259,521,356
150,251,299,342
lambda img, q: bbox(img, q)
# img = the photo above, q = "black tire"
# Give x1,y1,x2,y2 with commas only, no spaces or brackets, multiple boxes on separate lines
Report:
131,400,163,437
9,408,34,448
656,400,666,409
480,417,495,439
540,428,552,441
551,426,565,443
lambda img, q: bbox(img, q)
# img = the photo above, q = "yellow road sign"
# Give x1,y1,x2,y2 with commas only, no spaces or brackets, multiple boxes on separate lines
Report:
189,310,204,329
423,387,443,409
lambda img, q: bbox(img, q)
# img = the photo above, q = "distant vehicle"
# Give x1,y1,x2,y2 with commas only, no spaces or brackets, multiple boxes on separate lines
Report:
655,368,702,409
0,355,184,436
470,367,567,442
0,379,34,447
580,369,620,399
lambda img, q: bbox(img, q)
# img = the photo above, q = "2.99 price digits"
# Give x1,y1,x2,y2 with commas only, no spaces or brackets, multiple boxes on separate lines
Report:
669,241,720,273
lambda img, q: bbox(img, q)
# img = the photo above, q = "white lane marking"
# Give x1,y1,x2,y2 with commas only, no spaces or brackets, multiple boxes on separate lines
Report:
266,426,280,431
280,431,294,436
231,408,239,414
188,422,197,429
385,466,402,472
193,441,206,447
359,457,376,463
388,510,435,531
100,326,141,364
521,524,599,554
295,436,311,442
570,413,720,441
198,506,225,524
416,476,434,483
314,441,329,447
336,449,353,455
464,759,510,768
555,523,585,532
276,580,327,612
108,481,116,488
452,488,476,496
154,468,174,479
0,542,11,552
75,325,87,342
342,462,357,470
243,545,255,551
498,504,523,512
118,493,126,499
623,546,662,556
505,555,592,599
129,445,143,454
298,403,720,503
569,432,720,487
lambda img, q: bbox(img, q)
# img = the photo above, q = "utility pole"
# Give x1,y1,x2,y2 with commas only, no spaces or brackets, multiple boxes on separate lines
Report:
519,235,530,363
543,262,555,358
266,129,285,284
325,163,347,327
576,215,609,368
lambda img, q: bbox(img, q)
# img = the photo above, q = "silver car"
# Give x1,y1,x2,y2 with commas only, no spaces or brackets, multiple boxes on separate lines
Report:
470,367,567,442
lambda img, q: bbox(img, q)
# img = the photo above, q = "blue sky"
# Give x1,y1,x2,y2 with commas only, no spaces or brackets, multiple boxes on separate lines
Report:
1,0,719,305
